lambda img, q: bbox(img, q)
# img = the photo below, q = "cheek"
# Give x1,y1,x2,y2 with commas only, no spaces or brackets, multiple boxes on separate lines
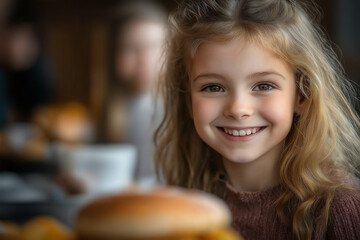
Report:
260,94,295,129
116,54,136,78
192,97,220,127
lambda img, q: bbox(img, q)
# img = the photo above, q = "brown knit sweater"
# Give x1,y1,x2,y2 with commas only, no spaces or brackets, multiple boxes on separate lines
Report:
224,183,360,240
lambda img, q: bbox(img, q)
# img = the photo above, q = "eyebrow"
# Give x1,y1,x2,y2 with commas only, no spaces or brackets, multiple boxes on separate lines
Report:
248,71,286,80
192,71,286,83
191,73,225,83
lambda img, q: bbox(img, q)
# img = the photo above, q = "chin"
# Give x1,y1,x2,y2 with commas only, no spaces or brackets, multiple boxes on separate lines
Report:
223,156,257,165
219,150,259,165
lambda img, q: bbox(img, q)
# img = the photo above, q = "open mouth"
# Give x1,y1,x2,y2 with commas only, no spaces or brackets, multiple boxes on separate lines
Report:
219,127,266,137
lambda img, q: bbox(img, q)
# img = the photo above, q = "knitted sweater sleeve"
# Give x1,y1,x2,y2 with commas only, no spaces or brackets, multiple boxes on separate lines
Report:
326,188,360,239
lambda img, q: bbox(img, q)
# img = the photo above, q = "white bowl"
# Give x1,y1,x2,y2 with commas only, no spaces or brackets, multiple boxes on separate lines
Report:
55,143,137,194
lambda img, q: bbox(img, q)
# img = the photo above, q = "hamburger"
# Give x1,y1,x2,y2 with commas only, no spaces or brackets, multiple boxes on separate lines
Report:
75,187,242,240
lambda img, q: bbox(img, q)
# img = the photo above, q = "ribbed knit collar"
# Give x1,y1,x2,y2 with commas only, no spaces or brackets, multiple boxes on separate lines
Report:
225,182,283,204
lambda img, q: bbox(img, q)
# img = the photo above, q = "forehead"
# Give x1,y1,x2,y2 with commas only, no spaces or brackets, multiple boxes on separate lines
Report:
189,37,293,80
118,20,165,45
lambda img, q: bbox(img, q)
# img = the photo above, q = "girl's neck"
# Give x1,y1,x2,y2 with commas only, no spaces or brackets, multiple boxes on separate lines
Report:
223,147,282,192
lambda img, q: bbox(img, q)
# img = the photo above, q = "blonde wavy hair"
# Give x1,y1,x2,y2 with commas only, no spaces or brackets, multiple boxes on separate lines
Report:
154,0,360,239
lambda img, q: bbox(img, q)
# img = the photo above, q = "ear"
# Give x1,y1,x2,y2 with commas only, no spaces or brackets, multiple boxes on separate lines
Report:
294,90,305,115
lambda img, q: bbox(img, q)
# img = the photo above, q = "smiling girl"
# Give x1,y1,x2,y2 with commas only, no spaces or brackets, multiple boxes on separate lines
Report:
155,0,360,239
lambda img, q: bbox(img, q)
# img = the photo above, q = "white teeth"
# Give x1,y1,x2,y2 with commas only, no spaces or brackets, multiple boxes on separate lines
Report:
224,127,260,137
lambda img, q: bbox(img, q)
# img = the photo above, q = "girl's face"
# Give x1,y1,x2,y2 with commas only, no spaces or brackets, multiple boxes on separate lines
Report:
190,37,301,170
115,20,166,94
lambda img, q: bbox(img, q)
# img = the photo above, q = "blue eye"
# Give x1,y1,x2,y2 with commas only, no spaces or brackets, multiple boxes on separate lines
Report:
253,83,274,91
202,85,224,92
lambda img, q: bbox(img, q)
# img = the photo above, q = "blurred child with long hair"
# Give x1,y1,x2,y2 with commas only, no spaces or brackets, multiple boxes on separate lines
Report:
102,0,167,181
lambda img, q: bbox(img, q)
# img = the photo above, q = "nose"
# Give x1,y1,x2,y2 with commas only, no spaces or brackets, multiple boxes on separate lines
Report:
223,94,254,120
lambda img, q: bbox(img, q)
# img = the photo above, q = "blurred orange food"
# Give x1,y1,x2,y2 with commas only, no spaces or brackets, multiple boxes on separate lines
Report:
0,220,21,240
0,216,74,240
75,187,243,240
32,102,93,145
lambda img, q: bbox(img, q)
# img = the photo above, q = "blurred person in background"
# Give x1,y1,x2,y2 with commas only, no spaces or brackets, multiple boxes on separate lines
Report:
0,0,54,161
0,0,13,155
0,0,53,129
0,0,14,130
99,0,167,182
